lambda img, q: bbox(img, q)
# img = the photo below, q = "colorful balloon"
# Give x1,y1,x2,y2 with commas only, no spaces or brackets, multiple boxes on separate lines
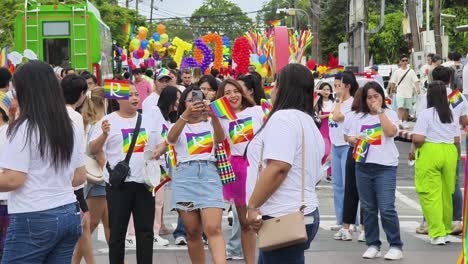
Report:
152,33,160,41
140,39,149,50
136,48,145,59
129,38,140,52
259,54,267,65
160,33,169,45
157,24,166,35
138,26,148,40
306,59,316,70
172,37,193,69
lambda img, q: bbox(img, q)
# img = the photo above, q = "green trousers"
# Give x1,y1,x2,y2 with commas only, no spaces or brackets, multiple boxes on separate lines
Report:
415,142,457,238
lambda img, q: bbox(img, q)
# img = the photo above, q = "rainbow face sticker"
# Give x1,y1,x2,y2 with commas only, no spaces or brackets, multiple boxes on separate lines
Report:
229,117,254,144
360,123,382,145
121,128,147,153
186,131,214,155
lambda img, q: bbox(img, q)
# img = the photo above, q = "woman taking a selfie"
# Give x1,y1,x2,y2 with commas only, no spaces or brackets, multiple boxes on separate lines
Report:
167,86,226,264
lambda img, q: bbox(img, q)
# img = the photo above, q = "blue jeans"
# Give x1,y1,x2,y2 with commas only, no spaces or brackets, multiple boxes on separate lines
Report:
355,163,403,249
173,216,186,239
226,206,242,256
258,209,320,264
331,144,348,225
2,203,81,264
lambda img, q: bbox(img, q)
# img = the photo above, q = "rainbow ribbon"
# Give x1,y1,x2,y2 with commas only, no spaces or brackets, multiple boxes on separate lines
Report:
0,46,8,68
261,98,272,122
209,97,238,121
161,124,177,169
352,139,370,163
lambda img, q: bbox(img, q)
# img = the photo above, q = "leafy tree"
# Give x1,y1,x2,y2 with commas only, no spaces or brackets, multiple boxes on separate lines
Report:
151,19,195,42
368,12,407,64
320,0,347,62
189,0,253,40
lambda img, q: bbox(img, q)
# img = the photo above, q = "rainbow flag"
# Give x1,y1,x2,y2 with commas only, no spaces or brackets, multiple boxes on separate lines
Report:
449,89,463,108
268,19,284,26
0,46,8,68
209,97,238,121
161,124,177,168
353,139,370,163
151,166,172,194
104,79,130,100
360,123,382,145
229,117,254,144
186,131,214,155
121,128,147,153
261,98,272,122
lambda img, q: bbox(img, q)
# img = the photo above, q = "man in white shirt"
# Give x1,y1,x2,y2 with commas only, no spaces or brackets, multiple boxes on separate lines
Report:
388,55,420,128
141,68,171,114
420,53,434,88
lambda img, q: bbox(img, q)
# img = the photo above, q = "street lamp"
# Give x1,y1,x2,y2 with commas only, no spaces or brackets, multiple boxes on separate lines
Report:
276,8,311,30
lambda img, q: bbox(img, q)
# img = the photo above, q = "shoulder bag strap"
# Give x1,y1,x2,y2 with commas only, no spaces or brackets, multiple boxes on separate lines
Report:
124,113,142,163
397,69,411,87
300,124,306,212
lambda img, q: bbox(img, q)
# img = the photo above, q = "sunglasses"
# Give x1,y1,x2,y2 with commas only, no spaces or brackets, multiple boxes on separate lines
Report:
401,59,408,62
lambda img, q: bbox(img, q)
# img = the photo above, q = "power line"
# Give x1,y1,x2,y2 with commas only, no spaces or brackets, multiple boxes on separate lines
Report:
149,8,275,21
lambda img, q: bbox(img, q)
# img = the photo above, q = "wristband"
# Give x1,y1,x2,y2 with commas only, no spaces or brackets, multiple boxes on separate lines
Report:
247,206,259,211
179,115,189,122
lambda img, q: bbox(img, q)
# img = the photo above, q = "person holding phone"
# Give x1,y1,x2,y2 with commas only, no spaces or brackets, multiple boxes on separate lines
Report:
167,86,226,264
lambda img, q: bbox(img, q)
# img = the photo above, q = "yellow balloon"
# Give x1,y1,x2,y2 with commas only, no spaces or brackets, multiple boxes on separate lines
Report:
153,42,163,51
129,38,140,52
223,62,229,68
160,33,169,45
260,67,268,78
143,49,150,59
158,47,167,56
172,37,192,68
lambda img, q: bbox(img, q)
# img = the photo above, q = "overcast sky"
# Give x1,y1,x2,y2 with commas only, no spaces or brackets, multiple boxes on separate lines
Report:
119,0,265,20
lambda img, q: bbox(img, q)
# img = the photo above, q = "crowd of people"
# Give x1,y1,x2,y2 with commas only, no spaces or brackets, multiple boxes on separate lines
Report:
0,49,464,264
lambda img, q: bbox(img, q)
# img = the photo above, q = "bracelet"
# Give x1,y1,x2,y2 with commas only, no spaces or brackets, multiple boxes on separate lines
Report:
179,115,189,122
247,206,259,211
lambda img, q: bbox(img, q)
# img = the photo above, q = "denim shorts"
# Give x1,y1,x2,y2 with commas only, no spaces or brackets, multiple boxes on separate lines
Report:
84,182,106,198
2,203,81,264
171,160,224,211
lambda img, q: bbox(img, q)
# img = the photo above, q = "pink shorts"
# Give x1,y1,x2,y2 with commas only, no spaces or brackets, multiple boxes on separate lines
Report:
223,156,248,206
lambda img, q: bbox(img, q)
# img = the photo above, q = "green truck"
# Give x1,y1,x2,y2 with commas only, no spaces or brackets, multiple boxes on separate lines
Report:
15,0,113,83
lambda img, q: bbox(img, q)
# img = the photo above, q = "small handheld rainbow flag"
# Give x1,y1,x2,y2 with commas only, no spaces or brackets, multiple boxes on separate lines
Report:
352,139,370,163
151,166,172,195
209,96,238,121
0,46,8,68
104,79,130,100
449,89,463,108
263,83,273,99
261,98,272,122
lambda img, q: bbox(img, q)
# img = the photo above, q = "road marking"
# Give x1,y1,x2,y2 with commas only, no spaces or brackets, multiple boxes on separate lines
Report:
395,190,422,212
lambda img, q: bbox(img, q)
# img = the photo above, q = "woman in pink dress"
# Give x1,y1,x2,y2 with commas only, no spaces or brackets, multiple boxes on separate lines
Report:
315,82,334,181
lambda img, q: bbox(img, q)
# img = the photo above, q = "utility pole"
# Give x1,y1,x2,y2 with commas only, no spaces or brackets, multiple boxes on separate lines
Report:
310,0,321,62
136,0,139,15
150,0,155,24
408,0,421,51
292,0,297,30
126,0,129,8
348,0,368,71
433,0,442,55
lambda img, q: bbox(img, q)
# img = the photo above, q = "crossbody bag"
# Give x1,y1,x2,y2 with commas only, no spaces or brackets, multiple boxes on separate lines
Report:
106,114,142,188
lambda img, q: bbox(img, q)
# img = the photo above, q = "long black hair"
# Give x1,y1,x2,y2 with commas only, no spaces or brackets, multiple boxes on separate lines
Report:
177,85,204,117
198,75,219,92
158,86,181,123
315,82,334,113
10,61,74,170
337,71,359,97
427,81,453,123
237,74,266,105
359,81,388,114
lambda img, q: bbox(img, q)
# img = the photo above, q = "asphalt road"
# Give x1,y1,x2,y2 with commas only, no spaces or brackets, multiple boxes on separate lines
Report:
89,141,464,264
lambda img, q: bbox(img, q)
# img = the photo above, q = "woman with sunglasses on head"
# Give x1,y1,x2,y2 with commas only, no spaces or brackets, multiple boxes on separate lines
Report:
346,81,403,260
412,81,458,245
237,74,266,105
167,85,226,264
217,79,263,263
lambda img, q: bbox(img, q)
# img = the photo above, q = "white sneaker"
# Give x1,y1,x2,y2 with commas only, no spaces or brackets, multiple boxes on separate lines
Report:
358,231,366,242
174,236,187,246
444,236,452,244
430,237,446,245
226,252,244,260
362,246,381,259
153,235,169,247
333,228,352,241
125,235,136,249
384,247,403,260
